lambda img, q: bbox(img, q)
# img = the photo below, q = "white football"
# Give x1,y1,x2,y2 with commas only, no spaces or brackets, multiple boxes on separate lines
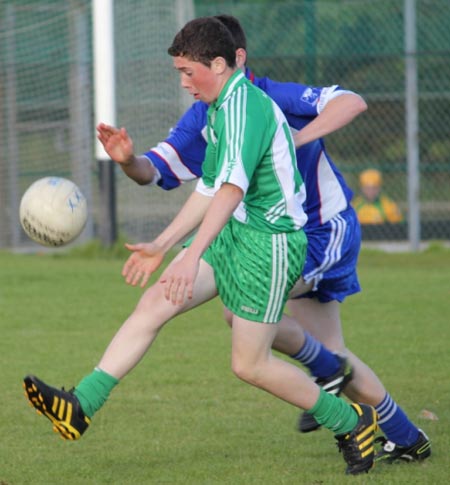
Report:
19,177,88,247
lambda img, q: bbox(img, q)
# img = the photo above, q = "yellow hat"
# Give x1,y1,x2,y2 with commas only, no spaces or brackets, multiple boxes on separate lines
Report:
360,169,382,187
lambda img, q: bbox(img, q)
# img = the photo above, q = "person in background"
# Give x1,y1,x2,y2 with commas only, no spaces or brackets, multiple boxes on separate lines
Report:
353,168,403,224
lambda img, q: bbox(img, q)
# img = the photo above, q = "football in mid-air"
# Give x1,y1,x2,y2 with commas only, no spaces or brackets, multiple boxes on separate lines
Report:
19,176,88,247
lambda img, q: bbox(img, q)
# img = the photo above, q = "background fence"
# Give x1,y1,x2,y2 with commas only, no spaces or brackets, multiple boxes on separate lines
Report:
1,0,449,250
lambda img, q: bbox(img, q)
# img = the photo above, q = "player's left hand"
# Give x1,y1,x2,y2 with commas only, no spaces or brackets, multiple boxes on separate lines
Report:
159,254,199,305
122,242,165,287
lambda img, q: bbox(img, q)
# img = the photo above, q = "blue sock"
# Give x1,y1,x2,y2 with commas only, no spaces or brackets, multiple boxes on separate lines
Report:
375,393,419,446
290,331,340,378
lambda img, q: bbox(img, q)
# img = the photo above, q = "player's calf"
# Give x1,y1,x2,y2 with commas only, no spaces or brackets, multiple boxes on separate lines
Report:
299,354,353,433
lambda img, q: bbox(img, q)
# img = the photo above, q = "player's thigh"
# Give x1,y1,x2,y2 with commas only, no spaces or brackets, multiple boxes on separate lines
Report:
286,298,345,351
138,250,217,317
188,257,218,308
231,315,278,368
288,276,314,298
175,250,218,311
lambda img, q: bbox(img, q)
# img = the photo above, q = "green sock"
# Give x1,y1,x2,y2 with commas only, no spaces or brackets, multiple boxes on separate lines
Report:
74,368,119,418
308,388,358,436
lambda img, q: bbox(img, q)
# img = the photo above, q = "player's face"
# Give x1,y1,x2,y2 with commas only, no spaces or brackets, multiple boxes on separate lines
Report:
173,56,223,104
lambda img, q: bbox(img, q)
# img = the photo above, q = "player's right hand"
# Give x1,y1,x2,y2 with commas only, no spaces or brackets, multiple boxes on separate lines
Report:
96,123,134,165
122,242,165,287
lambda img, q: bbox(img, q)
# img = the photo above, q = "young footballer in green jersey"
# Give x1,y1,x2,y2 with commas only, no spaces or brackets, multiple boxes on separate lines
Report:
24,17,377,475
96,14,430,461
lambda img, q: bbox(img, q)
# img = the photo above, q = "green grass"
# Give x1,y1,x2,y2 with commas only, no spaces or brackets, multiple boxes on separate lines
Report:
1,244,449,484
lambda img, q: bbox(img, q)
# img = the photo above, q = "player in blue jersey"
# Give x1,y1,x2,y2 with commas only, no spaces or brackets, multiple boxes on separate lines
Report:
95,15,430,464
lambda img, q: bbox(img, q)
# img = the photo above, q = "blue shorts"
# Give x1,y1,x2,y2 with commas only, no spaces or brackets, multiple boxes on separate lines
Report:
298,206,361,303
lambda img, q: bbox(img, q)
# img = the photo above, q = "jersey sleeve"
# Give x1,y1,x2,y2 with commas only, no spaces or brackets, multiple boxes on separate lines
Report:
142,102,208,190
213,89,270,195
259,78,355,117
198,127,218,192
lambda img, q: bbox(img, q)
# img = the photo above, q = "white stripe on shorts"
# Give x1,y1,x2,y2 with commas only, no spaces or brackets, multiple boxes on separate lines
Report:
264,233,288,322
303,214,346,284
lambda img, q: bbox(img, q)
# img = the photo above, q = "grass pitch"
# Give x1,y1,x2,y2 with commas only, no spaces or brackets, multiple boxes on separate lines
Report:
1,243,449,484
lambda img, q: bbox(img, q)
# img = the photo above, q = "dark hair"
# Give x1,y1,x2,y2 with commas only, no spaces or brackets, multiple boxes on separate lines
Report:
214,14,247,50
168,17,236,68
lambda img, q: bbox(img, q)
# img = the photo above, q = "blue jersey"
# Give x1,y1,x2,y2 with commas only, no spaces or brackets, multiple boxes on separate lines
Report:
143,68,354,229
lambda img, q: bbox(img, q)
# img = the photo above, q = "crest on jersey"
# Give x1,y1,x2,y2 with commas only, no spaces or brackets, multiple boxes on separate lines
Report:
300,87,320,106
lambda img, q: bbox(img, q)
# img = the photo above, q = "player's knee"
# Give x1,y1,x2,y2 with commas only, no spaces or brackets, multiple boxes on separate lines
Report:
136,285,162,313
223,307,233,328
133,285,176,330
231,356,264,386
231,360,253,383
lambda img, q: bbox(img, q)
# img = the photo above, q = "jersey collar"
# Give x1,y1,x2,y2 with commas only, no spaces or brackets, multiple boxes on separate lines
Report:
212,70,246,110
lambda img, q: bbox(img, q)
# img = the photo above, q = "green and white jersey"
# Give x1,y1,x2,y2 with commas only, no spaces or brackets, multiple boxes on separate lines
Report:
197,70,307,234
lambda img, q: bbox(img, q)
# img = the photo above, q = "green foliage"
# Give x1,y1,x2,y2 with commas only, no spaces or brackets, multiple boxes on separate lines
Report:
1,247,449,484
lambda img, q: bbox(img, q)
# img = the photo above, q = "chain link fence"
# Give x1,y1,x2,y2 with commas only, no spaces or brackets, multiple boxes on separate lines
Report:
1,0,449,250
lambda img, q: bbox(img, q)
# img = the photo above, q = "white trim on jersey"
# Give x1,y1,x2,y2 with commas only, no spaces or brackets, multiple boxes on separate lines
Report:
317,85,359,113
150,141,198,183
141,155,162,185
217,84,249,194
195,178,216,197
200,125,208,142
222,71,245,102
217,83,250,224
271,104,307,230
317,151,348,223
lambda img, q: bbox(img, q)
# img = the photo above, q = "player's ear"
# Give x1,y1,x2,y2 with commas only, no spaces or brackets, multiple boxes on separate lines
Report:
236,48,247,69
211,57,227,75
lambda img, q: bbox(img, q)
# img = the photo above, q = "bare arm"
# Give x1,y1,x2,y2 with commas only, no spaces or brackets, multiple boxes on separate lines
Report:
96,123,156,185
293,93,367,148
161,183,244,304
153,190,214,253
122,190,213,287
118,154,157,185
184,183,243,261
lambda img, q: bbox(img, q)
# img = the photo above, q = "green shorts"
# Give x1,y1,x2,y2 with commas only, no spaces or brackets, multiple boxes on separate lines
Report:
195,218,307,323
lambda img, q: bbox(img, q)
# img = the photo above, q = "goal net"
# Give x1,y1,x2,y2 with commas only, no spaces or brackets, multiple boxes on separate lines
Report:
0,0,195,249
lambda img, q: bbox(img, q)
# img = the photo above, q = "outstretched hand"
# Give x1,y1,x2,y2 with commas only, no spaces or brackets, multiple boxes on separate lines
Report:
97,123,134,164
122,242,165,287
159,253,200,306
